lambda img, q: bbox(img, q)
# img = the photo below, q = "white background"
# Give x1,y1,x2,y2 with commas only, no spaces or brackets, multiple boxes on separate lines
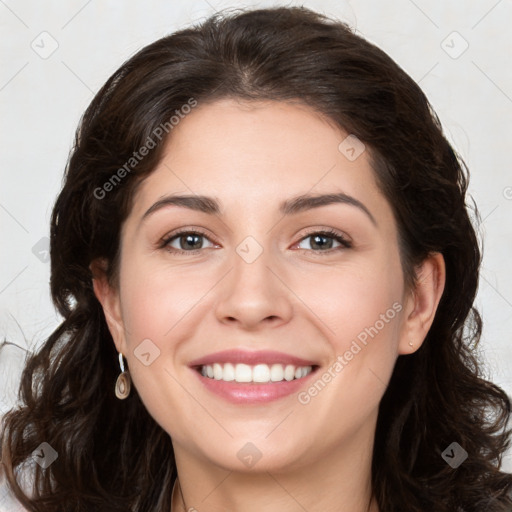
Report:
1,0,511,471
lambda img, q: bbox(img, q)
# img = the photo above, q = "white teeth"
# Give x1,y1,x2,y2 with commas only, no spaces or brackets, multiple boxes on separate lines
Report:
223,363,235,381
284,365,295,381
213,363,223,380
199,363,313,383
253,364,270,383
270,364,284,382
235,363,252,383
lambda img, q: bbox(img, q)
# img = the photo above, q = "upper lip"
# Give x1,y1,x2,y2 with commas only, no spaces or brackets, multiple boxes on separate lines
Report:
188,349,318,368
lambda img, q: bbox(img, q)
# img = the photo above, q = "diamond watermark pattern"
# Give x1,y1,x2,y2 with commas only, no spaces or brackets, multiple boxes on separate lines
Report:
441,442,468,468
236,236,263,264
32,442,58,469
237,442,263,468
31,31,59,59
441,31,469,59
338,134,366,161
31,236,50,263
134,338,161,366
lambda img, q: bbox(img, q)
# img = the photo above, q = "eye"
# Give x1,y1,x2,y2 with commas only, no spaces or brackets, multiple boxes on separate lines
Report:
161,230,217,253
295,229,352,252
159,228,351,254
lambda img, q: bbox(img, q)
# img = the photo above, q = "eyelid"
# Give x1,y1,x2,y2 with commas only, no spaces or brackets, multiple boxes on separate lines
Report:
159,226,352,254
292,227,352,251
159,227,219,252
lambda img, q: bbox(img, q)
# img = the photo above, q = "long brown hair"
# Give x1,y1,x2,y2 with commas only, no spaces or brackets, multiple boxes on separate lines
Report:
2,6,511,511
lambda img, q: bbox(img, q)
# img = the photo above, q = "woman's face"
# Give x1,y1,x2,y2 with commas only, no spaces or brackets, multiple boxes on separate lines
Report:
97,98,438,473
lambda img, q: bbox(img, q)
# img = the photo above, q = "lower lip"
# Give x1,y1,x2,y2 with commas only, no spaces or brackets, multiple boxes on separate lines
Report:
191,368,317,404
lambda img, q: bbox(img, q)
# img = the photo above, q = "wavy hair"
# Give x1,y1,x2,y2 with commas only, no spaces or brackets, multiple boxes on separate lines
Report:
2,6,511,511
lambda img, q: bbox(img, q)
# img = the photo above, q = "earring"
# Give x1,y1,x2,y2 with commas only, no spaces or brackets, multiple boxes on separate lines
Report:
408,340,414,348
115,352,131,399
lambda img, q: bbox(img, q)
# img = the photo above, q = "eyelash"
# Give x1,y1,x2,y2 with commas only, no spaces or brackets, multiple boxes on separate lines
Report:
159,228,352,255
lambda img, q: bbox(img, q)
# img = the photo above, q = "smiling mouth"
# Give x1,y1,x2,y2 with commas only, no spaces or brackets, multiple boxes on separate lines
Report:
196,363,317,383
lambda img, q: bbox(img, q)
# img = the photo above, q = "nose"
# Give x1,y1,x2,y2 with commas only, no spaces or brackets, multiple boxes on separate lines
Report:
214,244,294,330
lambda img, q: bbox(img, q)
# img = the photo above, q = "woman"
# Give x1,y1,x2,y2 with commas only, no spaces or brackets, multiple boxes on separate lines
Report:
1,6,511,512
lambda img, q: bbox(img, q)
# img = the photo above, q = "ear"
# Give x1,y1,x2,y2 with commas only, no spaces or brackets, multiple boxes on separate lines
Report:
90,258,127,355
398,252,446,355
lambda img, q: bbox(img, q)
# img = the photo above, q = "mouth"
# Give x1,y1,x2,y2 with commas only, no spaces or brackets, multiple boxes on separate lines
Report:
188,349,320,404
195,362,316,383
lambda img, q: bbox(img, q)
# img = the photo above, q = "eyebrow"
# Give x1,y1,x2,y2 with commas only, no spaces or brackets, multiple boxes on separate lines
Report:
141,192,376,226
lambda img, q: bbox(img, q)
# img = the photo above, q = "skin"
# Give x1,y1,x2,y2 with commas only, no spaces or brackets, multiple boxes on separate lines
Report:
92,98,445,512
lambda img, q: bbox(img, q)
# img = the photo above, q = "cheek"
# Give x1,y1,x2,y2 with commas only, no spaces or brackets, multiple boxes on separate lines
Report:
292,264,404,435
291,253,405,416
115,261,206,432
115,257,222,421
296,256,404,348
119,259,214,341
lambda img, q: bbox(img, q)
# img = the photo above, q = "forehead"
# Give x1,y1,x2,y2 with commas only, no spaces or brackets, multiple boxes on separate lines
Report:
130,98,386,219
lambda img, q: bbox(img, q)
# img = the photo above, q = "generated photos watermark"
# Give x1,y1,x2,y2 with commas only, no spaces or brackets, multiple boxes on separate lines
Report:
94,98,198,200
298,301,403,405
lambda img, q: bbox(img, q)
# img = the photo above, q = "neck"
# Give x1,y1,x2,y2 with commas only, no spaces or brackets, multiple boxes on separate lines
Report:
172,478,378,512
170,425,378,512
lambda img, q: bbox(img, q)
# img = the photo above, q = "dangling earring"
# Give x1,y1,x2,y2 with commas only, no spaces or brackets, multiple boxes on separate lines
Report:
115,352,131,399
